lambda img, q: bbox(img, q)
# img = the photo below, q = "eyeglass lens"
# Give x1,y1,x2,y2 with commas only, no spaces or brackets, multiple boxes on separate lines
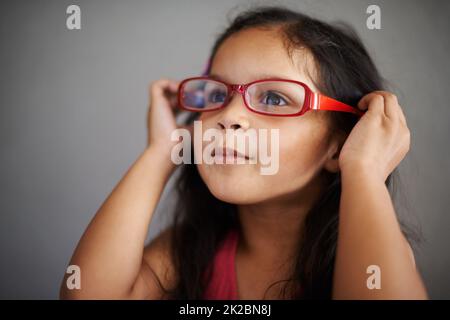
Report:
180,79,306,115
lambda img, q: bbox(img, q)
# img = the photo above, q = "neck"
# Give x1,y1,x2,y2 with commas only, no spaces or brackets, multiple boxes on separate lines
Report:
236,172,328,267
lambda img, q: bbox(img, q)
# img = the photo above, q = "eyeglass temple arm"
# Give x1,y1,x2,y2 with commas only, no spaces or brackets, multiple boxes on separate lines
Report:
313,93,365,117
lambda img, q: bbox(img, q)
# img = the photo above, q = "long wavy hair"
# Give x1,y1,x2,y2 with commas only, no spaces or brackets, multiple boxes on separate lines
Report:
162,6,419,299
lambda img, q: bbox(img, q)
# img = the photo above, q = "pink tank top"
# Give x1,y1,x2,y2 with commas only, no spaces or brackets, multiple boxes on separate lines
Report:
203,229,239,300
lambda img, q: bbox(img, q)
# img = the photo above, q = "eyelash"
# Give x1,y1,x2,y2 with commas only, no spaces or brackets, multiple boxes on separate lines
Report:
206,88,291,107
260,91,289,106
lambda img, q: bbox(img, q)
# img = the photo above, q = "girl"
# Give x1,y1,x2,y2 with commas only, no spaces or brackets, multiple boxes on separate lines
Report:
60,7,427,299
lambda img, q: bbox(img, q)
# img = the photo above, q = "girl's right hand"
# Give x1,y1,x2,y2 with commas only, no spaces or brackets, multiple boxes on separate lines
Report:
146,78,181,155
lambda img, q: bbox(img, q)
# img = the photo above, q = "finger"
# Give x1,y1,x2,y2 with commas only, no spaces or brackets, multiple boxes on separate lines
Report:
166,80,181,109
168,80,181,92
370,91,399,120
375,91,407,126
397,103,407,126
165,87,179,108
357,92,385,115
150,79,179,97
150,79,180,109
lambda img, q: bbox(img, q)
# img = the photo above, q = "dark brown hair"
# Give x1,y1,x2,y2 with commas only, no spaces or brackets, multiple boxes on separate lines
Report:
163,6,419,299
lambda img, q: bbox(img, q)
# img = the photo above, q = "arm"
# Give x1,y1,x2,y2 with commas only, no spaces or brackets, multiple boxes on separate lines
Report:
333,166,427,299
332,91,428,299
60,79,181,299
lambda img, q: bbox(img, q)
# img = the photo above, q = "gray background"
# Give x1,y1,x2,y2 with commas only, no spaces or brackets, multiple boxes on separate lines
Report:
0,0,449,299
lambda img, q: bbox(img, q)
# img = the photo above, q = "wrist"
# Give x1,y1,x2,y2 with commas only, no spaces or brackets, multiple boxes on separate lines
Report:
142,145,177,177
340,160,385,184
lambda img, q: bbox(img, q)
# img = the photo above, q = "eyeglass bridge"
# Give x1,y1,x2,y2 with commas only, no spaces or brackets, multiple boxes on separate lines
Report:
230,84,246,94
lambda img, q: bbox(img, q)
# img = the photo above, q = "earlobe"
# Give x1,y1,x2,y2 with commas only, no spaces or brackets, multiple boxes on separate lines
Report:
323,141,341,173
324,156,340,173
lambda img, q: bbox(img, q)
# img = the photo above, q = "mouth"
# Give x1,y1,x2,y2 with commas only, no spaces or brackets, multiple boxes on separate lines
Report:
211,147,250,161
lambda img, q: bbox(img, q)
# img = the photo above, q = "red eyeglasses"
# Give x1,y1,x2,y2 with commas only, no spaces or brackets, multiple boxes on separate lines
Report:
177,77,364,117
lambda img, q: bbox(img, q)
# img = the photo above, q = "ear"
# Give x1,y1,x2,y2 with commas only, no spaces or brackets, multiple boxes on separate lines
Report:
323,134,345,173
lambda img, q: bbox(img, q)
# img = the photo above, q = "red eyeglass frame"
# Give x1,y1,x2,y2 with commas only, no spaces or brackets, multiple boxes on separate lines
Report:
177,76,365,117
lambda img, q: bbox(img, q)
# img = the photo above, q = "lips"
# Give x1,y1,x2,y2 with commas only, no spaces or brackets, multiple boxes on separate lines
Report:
211,147,250,160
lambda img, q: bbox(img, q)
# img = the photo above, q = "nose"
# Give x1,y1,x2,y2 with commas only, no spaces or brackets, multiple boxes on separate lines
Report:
216,89,250,130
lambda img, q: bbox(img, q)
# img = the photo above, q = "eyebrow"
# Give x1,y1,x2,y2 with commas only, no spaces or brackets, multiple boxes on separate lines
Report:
208,73,290,82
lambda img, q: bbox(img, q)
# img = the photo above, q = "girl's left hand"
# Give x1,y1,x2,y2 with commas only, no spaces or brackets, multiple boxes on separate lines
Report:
338,91,410,182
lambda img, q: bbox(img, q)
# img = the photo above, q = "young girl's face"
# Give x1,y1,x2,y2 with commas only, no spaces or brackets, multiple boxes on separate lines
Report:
196,27,341,205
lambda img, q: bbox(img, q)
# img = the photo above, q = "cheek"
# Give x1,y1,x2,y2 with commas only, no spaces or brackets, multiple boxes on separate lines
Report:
273,120,331,187
194,115,331,204
279,128,322,172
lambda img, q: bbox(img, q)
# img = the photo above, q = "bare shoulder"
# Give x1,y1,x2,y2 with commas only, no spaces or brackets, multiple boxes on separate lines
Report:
131,227,177,299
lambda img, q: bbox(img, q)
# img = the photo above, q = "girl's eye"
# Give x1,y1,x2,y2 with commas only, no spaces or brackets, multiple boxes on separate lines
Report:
261,91,288,106
208,89,227,103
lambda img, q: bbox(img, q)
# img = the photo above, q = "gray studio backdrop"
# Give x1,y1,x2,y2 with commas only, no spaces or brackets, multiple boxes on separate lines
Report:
1,0,449,299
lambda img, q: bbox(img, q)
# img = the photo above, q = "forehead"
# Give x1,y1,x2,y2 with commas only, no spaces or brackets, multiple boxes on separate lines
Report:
209,27,319,91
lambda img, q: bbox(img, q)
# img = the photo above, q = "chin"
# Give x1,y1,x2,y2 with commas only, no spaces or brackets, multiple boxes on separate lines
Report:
208,184,258,204
196,164,265,204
